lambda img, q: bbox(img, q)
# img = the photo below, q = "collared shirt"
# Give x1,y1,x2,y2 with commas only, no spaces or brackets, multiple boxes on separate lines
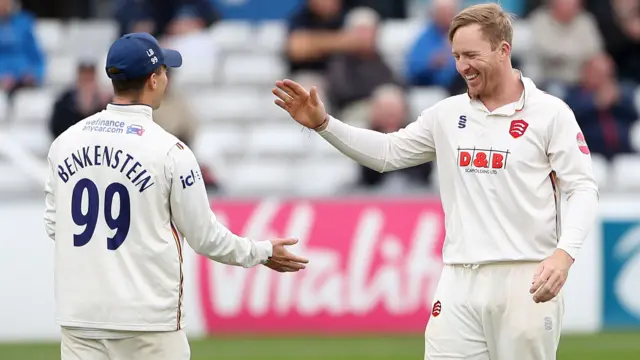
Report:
318,75,599,264
44,103,272,335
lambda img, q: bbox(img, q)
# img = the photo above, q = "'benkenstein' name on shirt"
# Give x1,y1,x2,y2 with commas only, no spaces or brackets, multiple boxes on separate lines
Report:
57,145,155,193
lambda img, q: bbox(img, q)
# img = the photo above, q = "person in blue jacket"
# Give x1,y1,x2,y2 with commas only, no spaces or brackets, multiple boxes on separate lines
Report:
0,0,45,97
405,0,466,95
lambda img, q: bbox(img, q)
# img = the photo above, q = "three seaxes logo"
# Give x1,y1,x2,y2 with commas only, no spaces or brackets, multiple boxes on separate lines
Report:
509,119,529,139
432,300,442,317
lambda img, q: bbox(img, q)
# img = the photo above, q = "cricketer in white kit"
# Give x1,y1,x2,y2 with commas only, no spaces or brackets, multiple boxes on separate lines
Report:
272,3,598,360
44,32,308,360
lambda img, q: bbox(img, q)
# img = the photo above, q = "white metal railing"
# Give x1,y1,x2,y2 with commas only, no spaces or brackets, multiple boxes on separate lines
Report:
0,131,47,187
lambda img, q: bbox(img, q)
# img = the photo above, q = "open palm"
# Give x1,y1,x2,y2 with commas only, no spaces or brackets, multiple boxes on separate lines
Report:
272,79,327,129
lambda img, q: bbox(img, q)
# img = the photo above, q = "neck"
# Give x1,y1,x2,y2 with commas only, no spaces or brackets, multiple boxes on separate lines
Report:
479,68,523,112
112,96,152,108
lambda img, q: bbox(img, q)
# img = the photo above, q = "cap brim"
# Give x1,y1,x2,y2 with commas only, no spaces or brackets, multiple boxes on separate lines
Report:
162,48,182,68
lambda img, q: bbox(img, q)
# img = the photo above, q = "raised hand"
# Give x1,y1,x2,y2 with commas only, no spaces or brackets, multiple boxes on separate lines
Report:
264,238,309,273
272,79,327,129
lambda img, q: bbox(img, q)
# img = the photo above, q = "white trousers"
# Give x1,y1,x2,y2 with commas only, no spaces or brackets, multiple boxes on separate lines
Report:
61,328,191,360
425,262,564,360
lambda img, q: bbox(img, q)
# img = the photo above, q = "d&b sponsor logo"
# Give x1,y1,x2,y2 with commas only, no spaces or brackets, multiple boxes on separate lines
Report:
457,147,510,175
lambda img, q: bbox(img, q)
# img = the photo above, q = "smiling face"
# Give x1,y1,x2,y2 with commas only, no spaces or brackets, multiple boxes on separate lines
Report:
451,23,510,98
448,4,514,99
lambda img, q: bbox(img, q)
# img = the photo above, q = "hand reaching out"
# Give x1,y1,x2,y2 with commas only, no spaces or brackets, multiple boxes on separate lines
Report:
264,238,309,273
272,79,328,130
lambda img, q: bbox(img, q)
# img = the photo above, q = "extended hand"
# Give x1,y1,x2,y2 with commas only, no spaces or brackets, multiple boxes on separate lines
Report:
272,79,327,129
530,249,574,303
264,238,309,273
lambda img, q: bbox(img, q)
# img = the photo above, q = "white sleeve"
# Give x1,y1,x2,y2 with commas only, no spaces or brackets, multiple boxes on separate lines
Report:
547,103,599,260
165,143,272,267
317,107,437,172
44,151,57,241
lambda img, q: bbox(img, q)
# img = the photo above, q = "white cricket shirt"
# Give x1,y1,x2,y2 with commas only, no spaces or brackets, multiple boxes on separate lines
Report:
318,75,599,264
44,104,272,334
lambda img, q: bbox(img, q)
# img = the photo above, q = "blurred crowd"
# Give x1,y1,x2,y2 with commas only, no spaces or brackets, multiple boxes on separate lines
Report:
1,0,639,194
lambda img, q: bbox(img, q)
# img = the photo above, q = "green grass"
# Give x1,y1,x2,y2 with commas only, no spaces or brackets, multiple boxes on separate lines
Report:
1,333,638,359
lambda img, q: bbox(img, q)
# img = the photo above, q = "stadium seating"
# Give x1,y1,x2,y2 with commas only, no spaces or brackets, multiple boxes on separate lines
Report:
611,154,640,190
0,92,8,123
11,89,56,125
590,153,609,190
1,18,639,197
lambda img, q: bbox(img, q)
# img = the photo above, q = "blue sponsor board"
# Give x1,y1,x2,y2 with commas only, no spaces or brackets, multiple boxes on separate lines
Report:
602,220,640,329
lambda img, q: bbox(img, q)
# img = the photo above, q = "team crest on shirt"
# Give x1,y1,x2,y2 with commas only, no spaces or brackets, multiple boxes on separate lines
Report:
509,119,529,138
576,132,590,155
432,300,442,317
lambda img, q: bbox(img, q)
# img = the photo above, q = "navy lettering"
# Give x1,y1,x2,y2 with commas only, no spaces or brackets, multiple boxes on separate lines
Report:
112,150,122,169
57,147,155,192
126,162,141,180
57,165,69,183
103,147,112,168
120,154,134,173
136,175,154,193
94,145,102,166
71,151,84,170
64,157,75,177
82,147,93,166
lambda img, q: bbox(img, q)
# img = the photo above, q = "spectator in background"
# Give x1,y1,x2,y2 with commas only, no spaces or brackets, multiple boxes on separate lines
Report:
344,0,407,19
586,0,640,84
286,0,373,77
359,84,433,190
115,0,219,38
0,0,45,97
565,53,638,160
528,0,603,96
326,7,400,121
48,61,110,139
405,0,466,95
153,69,218,190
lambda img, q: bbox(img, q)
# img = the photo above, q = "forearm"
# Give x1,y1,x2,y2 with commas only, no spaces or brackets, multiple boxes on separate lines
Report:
188,213,272,267
557,188,599,259
317,116,391,172
287,31,349,62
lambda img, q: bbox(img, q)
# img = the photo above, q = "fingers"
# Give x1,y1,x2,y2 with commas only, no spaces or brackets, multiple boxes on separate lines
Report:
274,99,288,111
309,86,320,106
282,79,308,96
530,265,549,294
275,80,302,99
280,251,309,264
277,237,299,246
532,267,566,303
272,87,292,104
265,258,305,272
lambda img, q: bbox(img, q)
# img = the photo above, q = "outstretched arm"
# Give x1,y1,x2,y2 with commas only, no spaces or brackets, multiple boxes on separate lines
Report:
273,79,437,173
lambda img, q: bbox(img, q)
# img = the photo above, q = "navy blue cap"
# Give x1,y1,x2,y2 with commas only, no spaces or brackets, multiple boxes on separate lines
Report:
105,32,182,80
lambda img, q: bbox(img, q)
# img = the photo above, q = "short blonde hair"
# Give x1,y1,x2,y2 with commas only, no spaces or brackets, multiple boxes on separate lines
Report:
448,3,515,50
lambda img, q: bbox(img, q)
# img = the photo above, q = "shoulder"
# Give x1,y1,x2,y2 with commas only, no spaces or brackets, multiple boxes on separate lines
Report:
416,93,467,126
532,89,574,114
12,11,36,26
528,7,550,24
576,10,599,27
146,120,194,160
423,93,468,114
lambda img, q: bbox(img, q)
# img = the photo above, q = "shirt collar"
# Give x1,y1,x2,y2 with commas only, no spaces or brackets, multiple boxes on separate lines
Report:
106,103,153,118
468,69,535,116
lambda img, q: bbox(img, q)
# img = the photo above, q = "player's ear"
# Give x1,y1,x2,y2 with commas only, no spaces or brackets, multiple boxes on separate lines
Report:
499,41,511,61
149,72,158,91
